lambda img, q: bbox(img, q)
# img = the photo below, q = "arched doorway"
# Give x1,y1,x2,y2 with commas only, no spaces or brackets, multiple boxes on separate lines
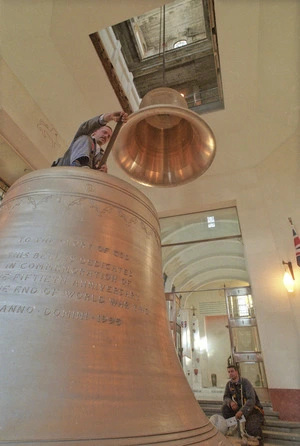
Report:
161,207,268,401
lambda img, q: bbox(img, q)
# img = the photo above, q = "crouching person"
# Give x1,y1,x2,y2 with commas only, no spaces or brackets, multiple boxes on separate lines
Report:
221,364,264,445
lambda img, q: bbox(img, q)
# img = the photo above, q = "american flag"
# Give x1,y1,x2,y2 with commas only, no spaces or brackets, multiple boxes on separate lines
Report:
289,218,300,267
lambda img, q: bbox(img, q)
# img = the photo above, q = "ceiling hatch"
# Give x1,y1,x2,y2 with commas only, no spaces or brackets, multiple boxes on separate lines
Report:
90,0,224,115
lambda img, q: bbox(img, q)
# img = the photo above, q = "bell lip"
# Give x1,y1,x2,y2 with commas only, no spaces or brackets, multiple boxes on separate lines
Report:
113,105,216,188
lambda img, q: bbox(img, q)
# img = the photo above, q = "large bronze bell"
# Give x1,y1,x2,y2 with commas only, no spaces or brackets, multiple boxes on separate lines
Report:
0,169,229,445
113,87,216,187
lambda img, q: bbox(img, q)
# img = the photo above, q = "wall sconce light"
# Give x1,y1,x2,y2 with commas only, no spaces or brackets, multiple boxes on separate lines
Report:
282,261,295,292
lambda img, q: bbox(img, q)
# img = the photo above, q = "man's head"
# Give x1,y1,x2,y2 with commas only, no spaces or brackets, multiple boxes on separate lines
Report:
227,364,240,382
91,125,113,146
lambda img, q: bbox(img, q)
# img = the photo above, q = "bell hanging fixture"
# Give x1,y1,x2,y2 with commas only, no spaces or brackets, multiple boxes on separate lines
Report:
113,4,216,187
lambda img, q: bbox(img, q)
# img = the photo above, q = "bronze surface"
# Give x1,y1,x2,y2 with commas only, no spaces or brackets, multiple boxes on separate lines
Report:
0,168,229,445
113,87,216,187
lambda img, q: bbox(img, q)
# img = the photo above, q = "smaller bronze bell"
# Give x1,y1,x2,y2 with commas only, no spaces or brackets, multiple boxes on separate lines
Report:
113,87,216,187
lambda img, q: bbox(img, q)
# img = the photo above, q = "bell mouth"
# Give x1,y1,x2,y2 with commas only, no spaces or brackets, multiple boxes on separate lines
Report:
113,103,216,187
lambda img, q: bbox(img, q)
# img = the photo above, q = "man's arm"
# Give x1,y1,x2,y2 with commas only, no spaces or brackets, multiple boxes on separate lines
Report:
223,382,232,406
240,378,256,416
72,112,128,140
72,116,102,140
102,111,128,123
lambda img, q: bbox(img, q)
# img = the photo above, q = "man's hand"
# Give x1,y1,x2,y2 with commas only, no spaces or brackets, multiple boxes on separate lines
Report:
99,163,108,173
235,410,243,420
104,111,128,123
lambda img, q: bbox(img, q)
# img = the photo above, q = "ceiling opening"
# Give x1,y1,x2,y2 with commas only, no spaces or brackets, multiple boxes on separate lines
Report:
90,0,223,115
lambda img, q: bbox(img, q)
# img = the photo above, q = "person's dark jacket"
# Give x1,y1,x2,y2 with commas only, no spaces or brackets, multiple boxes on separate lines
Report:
223,377,264,417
